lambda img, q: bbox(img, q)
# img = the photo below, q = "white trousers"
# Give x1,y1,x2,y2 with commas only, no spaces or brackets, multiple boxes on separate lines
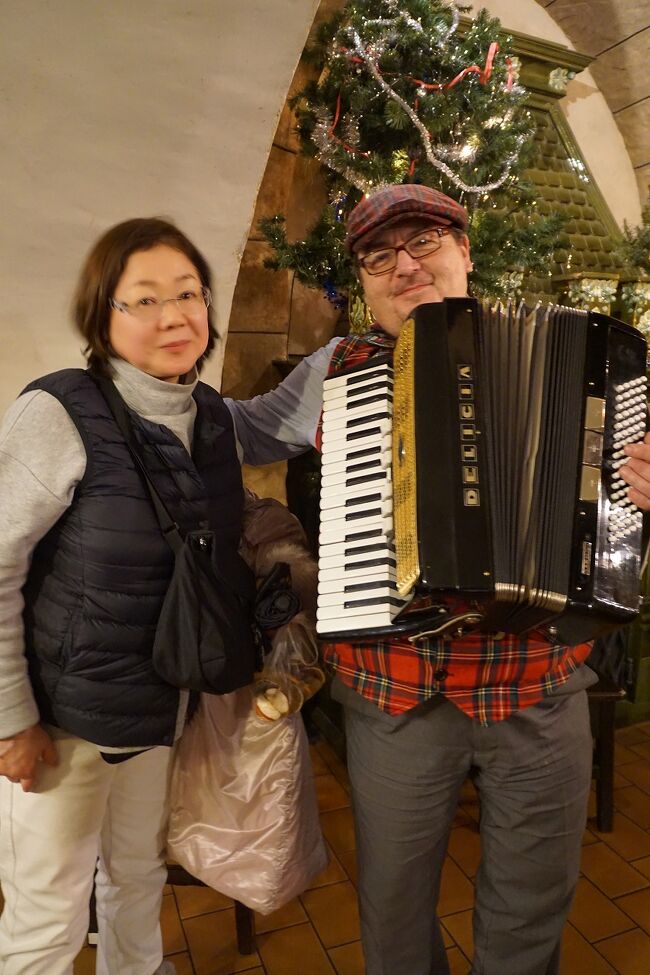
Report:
0,729,172,975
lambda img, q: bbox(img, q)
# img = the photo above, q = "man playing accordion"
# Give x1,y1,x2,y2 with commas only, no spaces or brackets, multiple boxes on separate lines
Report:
228,184,650,975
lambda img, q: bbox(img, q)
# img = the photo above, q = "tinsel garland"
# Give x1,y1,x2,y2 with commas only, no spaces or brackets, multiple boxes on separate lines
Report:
260,0,568,308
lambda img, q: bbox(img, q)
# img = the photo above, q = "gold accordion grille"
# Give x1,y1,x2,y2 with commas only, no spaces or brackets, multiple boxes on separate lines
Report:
392,318,420,597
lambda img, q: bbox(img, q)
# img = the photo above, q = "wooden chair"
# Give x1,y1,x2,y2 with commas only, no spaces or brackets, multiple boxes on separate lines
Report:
587,676,626,833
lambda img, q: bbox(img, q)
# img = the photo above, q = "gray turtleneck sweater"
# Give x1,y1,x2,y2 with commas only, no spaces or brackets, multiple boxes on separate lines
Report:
0,359,198,743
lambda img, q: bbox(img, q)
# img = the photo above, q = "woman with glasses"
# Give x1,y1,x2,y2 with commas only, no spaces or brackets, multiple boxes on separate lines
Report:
0,218,242,975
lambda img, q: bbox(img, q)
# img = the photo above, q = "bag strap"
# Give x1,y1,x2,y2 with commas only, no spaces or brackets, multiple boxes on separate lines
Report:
91,373,184,555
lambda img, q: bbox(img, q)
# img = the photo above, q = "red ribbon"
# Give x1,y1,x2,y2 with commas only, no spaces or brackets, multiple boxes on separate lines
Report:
407,41,499,91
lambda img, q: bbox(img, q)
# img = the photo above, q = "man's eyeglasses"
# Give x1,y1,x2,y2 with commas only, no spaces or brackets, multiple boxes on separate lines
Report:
110,287,211,325
357,228,452,276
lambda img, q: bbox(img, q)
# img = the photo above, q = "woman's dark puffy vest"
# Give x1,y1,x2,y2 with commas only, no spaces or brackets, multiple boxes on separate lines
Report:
21,369,244,748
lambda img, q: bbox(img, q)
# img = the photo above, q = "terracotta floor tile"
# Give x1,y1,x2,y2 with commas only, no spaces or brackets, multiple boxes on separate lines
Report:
616,726,650,748
569,877,635,942
459,778,478,802
634,721,650,736
453,805,475,828
184,908,261,975
315,773,351,812
254,897,307,934
305,845,348,889
257,922,336,975
301,880,361,948
459,799,480,825
629,740,650,763
319,808,357,857
337,849,358,887
165,952,196,975
616,887,650,936
162,892,188,954
616,743,644,766
580,843,649,899
442,908,474,960
616,760,650,796
596,928,650,975
315,740,347,775
310,743,330,776
174,885,233,919
594,812,650,861
73,947,96,975
615,786,650,830
583,827,599,846
328,940,365,975
632,856,650,881
438,857,475,917
559,922,616,974
446,945,472,975
614,768,636,789
447,824,481,879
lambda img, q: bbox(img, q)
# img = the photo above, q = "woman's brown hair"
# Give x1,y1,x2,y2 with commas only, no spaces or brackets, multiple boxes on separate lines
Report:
73,217,217,376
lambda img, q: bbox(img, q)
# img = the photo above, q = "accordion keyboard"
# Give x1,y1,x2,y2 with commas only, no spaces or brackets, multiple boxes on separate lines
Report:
317,359,409,636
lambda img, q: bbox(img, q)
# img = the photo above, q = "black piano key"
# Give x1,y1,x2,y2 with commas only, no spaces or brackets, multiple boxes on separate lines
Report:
345,542,393,556
346,507,383,521
347,458,382,473
343,557,396,570
344,579,398,593
347,425,384,442
339,392,393,411
344,492,382,508
346,410,391,430
343,595,405,609
343,528,385,542
345,445,383,462
346,471,388,487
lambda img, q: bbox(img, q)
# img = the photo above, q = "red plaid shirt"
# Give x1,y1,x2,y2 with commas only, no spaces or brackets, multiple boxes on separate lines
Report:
317,329,592,726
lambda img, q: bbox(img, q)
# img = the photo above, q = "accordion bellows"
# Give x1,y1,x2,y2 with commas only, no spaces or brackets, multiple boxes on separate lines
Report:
317,298,647,646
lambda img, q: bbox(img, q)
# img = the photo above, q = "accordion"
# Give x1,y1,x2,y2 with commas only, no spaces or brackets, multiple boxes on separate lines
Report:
317,298,648,646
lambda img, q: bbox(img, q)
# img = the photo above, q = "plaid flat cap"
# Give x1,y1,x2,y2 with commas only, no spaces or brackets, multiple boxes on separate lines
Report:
346,184,468,253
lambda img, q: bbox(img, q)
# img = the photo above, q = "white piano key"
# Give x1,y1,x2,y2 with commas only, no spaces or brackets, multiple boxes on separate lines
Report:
320,460,388,486
318,569,397,594
323,382,393,408
317,610,402,635
321,469,391,495
322,417,393,449
318,581,399,608
321,437,392,470
319,564,397,587
323,363,393,394
318,546,395,566
320,491,393,518
319,513,392,546
322,408,391,432
317,592,404,621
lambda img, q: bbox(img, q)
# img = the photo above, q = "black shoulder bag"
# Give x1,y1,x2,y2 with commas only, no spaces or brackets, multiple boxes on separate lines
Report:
93,374,260,695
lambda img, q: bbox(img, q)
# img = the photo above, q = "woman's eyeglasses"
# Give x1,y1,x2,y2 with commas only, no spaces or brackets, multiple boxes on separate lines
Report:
110,287,211,324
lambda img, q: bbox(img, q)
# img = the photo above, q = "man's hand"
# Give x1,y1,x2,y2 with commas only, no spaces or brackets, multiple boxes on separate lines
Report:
621,433,650,510
0,724,58,791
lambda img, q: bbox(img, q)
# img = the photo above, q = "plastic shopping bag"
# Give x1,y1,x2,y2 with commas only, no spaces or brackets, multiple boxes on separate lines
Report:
167,686,328,914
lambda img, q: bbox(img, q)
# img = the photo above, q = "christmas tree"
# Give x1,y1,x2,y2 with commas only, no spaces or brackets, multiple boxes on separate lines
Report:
260,0,564,311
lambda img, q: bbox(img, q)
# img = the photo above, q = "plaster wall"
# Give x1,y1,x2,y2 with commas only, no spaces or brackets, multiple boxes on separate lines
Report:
0,0,319,415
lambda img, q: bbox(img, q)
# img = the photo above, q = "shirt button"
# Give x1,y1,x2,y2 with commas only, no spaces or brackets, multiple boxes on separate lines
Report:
434,669,448,681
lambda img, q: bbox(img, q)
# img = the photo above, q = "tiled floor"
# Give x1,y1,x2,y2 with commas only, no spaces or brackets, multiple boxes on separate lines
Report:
19,720,650,973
